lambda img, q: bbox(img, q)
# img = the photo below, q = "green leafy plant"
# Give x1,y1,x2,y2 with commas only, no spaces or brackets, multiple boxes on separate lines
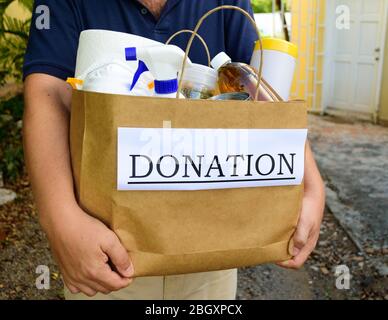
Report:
0,1,32,181
0,0,33,85
251,0,273,13
0,94,24,181
251,0,289,14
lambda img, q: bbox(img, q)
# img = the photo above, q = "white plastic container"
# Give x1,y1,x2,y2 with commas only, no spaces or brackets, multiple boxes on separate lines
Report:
82,60,154,96
250,38,298,101
75,30,162,79
180,63,218,99
74,30,161,96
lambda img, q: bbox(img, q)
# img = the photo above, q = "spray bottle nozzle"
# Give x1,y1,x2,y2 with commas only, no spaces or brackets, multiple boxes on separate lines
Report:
125,47,151,91
125,47,142,90
125,44,192,95
130,60,149,90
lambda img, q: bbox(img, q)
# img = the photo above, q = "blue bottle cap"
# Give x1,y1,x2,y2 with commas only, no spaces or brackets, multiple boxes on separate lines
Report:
125,47,137,61
154,79,178,95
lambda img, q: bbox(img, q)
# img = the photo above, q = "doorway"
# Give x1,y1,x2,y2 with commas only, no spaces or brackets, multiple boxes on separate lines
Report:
323,0,388,116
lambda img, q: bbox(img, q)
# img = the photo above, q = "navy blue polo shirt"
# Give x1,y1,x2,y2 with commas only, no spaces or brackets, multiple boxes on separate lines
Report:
23,0,258,80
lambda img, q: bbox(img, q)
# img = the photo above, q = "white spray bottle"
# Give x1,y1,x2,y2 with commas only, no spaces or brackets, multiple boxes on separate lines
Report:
125,45,191,98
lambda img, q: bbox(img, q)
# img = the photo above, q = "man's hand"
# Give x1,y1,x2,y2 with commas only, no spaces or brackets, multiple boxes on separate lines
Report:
278,142,325,270
44,206,133,296
278,191,324,269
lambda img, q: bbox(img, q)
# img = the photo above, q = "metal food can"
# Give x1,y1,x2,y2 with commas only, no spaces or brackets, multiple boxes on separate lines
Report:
208,92,251,101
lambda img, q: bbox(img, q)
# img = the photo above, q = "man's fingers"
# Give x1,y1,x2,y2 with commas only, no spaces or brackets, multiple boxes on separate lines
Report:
65,282,80,294
64,269,112,296
64,274,98,297
62,272,81,294
292,218,311,256
94,264,133,291
76,284,98,297
101,234,133,278
285,248,310,269
279,237,316,269
83,279,112,295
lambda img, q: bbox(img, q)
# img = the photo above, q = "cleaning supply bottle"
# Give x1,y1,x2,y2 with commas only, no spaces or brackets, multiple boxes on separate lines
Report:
180,63,218,99
82,61,132,95
250,38,298,101
211,52,275,101
125,45,190,98
81,60,154,96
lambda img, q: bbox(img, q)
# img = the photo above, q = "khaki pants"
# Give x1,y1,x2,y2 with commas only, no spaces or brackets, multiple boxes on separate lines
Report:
64,269,237,300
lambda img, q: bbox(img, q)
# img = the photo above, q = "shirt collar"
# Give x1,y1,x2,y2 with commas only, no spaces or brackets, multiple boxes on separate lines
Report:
133,0,182,24
160,0,182,19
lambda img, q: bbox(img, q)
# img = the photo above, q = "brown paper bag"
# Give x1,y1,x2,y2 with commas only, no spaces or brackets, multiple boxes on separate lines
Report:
69,6,308,277
70,92,307,276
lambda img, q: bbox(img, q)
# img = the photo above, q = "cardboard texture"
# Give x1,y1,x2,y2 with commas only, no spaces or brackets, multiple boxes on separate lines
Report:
70,90,307,276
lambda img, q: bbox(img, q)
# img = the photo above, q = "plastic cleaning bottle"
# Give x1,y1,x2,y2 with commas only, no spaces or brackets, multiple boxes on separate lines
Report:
125,45,190,98
211,52,275,101
250,38,298,101
75,30,163,79
80,60,154,96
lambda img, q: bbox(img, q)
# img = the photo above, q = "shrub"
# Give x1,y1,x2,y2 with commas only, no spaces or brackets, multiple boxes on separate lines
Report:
0,94,24,181
0,0,33,85
251,0,273,13
251,0,289,14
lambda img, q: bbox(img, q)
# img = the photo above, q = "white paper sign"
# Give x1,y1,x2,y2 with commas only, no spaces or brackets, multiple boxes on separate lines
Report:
117,128,308,191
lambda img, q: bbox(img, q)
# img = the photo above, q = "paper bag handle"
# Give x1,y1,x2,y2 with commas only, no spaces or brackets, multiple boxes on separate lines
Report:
166,30,211,67
177,5,264,101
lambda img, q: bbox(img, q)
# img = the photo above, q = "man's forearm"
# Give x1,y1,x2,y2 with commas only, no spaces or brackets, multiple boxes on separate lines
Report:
23,74,79,230
305,142,325,199
23,75,133,295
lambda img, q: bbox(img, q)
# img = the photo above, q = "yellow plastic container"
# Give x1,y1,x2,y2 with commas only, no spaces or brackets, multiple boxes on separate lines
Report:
250,38,298,101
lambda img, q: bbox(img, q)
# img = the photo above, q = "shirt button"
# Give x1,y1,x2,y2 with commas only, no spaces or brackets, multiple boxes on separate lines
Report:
141,8,148,15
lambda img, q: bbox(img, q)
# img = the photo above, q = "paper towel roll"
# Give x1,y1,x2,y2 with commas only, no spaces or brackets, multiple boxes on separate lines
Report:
75,29,162,79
